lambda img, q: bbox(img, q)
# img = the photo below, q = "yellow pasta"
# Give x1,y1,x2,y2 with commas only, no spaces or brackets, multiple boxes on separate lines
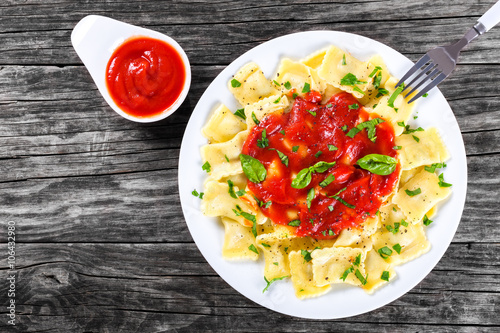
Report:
200,130,248,180
289,250,332,299
396,127,450,170
392,169,451,224
199,44,452,300
318,46,375,98
202,104,247,143
221,217,259,260
228,62,280,106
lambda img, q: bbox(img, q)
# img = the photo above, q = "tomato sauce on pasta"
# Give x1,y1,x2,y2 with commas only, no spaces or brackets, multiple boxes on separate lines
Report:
242,91,399,238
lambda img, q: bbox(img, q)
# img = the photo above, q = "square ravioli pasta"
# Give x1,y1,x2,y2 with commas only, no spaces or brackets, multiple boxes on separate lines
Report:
198,45,452,299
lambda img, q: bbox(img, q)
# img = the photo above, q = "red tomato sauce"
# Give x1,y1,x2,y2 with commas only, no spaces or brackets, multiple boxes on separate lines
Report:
242,91,399,239
106,36,186,118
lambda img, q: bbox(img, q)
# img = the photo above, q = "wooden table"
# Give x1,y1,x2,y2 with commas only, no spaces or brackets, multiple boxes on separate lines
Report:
1,1,499,332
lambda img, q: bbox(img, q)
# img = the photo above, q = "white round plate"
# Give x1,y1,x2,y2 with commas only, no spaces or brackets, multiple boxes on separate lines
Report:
178,31,467,319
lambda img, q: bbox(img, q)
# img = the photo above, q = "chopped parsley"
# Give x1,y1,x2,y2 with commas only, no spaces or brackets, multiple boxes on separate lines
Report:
425,162,447,173
376,88,389,98
257,129,269,148
328,144,338,151
319,174,335,188
284,81,292,90
329,187,356,209
412,135,420,142
393,145,402,150
302,82,311,93
273,96,281,104
340,266,354,281
224,154,230,162
315,151,323,158
192,189,204,199
261,243,271,248
341,125,348,131
308,109,317,116
438,173,452,187
227,180,238,199
348,103,359,110
279,130,286,135
269,148,289,167
402,125,424,134
231,78,241,88
387,84,404,108
369,66,382,78
353,253,361,266
423,214,433,226
405,188,421,196
378,246,393,259
202,161,211,173
263,276,288,293
392,243,402,254
251,112,259,125
248,244,259,254
340,73,367,86
234,108,246,120
355,269,368,285
307,188,315,210
381,271,390,281
346,118,385,142
342,54,347,66
288,219,301,227
292,145,299,152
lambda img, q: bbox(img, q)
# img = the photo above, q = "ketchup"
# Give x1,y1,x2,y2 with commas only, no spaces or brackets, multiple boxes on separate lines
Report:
106,36,186,118
242,91,399,239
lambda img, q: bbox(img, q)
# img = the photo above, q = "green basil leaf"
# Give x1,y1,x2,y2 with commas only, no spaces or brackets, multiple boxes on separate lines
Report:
240,154,267,183
381,271,390,281
307,188,315,210
291,168,312,189
319,174,335,188
356,154,397,175
284,81,292,90
310,161,336,173
269,148,289,167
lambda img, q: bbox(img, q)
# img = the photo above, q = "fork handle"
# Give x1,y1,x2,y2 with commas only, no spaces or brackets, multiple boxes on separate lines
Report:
478,0,500,32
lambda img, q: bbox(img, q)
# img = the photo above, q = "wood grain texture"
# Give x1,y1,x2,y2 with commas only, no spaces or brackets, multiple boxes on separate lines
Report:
0,0,499,332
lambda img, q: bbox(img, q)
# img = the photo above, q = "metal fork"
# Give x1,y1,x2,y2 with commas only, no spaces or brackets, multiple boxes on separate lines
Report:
397,1,500,103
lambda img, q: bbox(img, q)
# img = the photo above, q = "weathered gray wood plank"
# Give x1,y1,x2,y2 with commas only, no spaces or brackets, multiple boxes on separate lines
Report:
0,243,498,332
0,0,499,331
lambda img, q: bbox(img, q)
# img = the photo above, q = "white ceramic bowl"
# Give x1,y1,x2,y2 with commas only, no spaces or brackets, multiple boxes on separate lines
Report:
71,15,191,123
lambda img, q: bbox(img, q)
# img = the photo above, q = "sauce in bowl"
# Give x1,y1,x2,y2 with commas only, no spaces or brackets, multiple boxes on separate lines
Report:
106,36,187,118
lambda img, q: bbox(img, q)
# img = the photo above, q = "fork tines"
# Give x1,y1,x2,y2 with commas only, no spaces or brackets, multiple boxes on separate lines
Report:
396,54,446,103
